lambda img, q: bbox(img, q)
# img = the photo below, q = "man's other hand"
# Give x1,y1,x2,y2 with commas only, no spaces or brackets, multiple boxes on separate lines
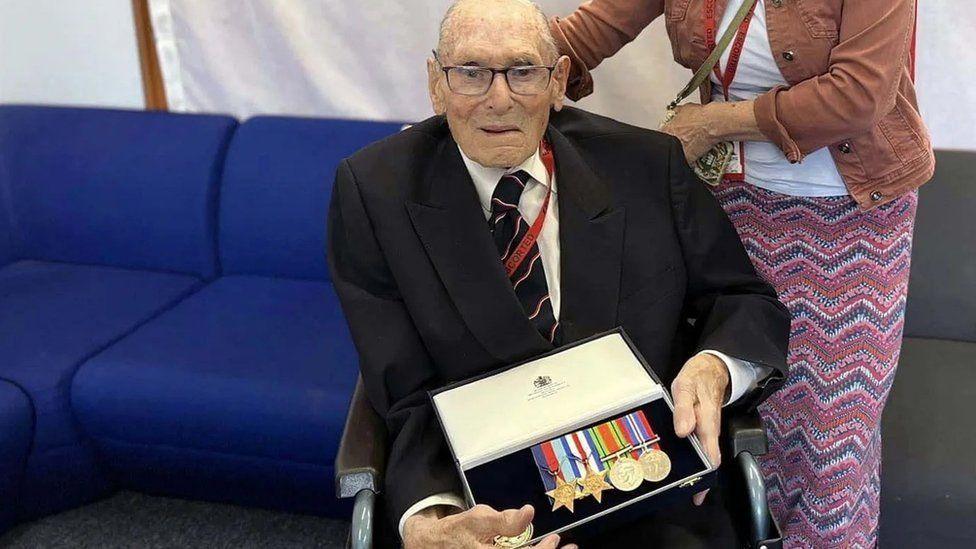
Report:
403,504,576,548
671,352,730,505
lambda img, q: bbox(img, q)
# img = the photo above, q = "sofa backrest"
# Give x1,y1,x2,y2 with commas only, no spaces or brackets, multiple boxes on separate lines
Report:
217,116,402,280
904,150,976,342
0,105,237,278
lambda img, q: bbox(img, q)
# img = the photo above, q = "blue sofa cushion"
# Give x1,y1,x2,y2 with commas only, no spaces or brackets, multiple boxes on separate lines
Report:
218,116,401,280
0,260,202,516
0,379,32,532
72,275,360,515
0,179,13,268
0,105,236,278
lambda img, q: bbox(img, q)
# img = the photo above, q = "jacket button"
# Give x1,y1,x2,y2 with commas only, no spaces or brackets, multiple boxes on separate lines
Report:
838,142,852,154
870,190,884,202
782,50,795,61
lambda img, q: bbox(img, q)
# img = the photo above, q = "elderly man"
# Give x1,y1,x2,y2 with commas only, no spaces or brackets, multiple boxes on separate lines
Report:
327,0,789,546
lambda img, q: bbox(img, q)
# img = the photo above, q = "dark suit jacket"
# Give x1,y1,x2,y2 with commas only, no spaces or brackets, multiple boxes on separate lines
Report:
327,107,789,533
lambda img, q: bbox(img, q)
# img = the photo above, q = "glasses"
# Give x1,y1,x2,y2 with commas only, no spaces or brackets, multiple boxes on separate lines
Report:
433,50,555,96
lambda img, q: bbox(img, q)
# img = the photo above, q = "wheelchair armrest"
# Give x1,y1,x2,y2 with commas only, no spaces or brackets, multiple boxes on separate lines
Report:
335,377,387,499
725,409,782,547
727,408,768,458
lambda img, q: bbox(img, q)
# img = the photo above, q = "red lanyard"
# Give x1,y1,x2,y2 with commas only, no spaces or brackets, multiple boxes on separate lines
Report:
503,140,555,279
705,0,758,100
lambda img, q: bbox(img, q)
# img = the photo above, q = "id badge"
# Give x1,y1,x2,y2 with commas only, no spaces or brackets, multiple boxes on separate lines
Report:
724,141,745,182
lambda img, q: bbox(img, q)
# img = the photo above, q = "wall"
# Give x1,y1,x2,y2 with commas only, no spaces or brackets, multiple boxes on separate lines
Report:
1,0,973,152
0,0,143,109
148,0,976,152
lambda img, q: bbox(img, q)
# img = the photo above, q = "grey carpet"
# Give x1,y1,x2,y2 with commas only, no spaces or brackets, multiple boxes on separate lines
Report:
0,491,349,548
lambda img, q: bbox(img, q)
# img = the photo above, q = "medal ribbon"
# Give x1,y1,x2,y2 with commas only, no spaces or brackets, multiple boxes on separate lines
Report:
554,437,582,482
612,418,640,459
570,431,600,473
531,440,562,491
625,411,661,453
582,429,608,472
635,410,661,450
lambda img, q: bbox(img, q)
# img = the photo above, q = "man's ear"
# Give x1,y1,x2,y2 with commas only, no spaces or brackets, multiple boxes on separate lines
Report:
550,55,571,112
428,58,447,115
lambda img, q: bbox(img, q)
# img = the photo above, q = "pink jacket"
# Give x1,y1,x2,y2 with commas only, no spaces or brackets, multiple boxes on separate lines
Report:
551,0,934,208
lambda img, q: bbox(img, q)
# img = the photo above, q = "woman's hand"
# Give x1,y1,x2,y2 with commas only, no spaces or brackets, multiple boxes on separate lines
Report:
403,504,575,549
660,101,766,165
660,103,720,165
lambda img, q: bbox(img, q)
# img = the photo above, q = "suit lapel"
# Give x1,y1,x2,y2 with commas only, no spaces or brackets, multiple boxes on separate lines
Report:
547,127,626,343
406,137,553,363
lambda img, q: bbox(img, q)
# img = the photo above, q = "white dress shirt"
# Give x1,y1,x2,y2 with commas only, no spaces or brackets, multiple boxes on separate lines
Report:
398,146,771,537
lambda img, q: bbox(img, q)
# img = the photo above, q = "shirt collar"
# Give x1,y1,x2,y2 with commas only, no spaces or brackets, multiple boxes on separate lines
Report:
457,145,556,213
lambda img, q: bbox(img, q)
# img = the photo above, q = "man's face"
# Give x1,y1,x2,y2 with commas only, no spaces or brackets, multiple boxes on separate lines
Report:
428,6,569,168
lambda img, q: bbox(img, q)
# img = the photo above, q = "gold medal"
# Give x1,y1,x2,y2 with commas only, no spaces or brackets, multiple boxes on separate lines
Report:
493,524,533,548
546,474,578,513
608,456,643,491
639,448,672,482
577,463,613,503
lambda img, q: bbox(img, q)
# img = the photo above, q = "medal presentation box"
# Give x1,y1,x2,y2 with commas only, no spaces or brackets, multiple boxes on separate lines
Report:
430,329,718,544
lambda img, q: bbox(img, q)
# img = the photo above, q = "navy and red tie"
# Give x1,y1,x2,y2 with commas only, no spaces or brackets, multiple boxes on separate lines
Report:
489,170,560,343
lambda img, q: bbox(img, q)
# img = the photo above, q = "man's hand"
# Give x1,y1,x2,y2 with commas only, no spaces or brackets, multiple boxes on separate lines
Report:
403,504,575,549
671,352,730,505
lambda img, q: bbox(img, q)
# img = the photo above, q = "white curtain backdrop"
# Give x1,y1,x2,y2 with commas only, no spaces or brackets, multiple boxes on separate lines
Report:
149,0,976,151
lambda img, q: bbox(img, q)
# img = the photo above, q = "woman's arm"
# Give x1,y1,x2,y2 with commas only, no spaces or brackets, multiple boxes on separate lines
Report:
753,0,918,162
550,0,664,100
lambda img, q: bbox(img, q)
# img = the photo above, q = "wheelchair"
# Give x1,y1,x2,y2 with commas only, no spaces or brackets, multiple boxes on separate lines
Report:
334,378,783,548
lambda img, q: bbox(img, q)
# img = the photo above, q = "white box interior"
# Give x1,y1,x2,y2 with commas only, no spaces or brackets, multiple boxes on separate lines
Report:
433,333,665,469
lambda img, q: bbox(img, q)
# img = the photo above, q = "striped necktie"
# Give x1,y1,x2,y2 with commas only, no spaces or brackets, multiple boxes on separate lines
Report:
489,170,560,344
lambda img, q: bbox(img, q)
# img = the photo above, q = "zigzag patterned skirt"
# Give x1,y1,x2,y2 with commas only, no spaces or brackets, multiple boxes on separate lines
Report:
711,180,918,549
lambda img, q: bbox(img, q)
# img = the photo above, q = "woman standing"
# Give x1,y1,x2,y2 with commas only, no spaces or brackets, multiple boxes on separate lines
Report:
551,0,933,546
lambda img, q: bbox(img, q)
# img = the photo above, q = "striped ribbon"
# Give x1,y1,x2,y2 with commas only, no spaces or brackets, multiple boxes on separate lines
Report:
531,410,660,491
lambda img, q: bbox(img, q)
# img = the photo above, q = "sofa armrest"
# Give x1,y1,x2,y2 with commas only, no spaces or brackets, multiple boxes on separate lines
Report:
335,377,387,499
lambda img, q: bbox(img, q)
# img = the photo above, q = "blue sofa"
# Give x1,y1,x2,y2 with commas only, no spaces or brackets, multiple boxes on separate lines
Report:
0,105,401,530
0,379,32,532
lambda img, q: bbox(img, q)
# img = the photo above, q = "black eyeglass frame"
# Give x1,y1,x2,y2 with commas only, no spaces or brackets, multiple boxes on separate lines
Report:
432,50,556,96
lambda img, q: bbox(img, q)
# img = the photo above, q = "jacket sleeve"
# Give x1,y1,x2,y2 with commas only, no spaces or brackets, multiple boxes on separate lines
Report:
550,0,664,101
326,159,463,528
666,137,790,411
753,0,918,161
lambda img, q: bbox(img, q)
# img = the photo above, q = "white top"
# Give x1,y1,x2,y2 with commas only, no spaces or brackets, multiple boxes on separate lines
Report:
396,146,771,537
711,0,849,197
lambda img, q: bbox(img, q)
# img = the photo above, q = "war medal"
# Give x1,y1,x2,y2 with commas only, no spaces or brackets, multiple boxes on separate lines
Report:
531,442,581,513
566,433,613,503
493,524,533,548
623,411,672,483
546,473,579,513
530,411,672,511
639,449,672,482
608,456,644,491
